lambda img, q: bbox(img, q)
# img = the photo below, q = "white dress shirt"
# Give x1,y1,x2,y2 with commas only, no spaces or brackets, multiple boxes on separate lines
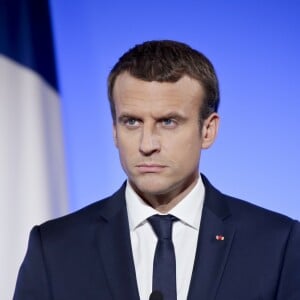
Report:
125,177,205,300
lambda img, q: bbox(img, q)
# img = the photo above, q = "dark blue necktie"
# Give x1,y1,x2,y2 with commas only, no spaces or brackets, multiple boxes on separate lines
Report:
148,214,178,300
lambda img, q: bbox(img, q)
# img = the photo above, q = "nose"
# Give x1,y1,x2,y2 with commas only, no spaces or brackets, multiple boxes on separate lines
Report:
139,125,160,156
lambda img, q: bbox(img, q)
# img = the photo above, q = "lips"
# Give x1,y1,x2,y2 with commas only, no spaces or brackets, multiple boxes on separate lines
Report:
136,163,166,173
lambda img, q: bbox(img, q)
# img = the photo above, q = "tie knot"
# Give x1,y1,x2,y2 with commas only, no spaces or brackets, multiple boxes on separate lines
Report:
148,214,177,240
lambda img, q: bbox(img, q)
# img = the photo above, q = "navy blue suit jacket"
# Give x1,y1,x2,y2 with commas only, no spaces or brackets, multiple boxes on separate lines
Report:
14,176,300,299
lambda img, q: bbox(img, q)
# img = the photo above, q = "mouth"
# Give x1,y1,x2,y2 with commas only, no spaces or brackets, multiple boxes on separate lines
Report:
136,163,167,173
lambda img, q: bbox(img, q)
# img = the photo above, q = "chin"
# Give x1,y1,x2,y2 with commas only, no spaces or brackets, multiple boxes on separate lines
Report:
130,176,172,196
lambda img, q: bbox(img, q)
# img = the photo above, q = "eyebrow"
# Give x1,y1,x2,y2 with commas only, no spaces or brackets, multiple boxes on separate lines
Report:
156,112,187,121
117,111,187,123
117,113,140,123
161,111,184,117
118,111,186,121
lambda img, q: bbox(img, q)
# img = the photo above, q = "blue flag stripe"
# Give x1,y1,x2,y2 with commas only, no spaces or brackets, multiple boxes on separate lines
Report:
0,0,58,90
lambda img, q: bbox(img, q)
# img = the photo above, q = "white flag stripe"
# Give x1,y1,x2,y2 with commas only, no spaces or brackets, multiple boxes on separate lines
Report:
0,55,68,299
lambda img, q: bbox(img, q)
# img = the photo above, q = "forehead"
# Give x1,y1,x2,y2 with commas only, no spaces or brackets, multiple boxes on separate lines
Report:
113,72,204,114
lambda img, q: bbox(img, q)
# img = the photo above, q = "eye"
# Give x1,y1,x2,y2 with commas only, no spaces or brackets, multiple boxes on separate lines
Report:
123,118,140,128
161,118,177,128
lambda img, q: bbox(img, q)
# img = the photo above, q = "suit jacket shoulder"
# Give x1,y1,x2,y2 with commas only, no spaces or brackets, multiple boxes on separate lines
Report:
37,182,127,236
191,175,300,300
14,182,141,300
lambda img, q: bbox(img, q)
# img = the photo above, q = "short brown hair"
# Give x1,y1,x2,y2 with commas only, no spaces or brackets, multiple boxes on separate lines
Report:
108,40,220,124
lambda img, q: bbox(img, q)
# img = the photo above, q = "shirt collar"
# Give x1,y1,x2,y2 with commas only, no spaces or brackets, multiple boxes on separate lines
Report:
125,177,205,231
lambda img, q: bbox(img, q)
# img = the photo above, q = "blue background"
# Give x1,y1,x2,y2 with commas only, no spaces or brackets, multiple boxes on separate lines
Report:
49,0,300,219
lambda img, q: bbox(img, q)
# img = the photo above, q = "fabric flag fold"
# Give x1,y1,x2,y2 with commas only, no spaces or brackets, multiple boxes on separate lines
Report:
0,1,68,298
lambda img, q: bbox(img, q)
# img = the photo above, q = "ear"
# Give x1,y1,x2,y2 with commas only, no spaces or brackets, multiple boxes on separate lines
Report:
201,113,219,149
113,123,118,148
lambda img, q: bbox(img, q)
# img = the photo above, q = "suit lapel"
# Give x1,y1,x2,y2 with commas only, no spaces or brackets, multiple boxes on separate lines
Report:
188,175,236,300
94,176,235,300
95,185,140,300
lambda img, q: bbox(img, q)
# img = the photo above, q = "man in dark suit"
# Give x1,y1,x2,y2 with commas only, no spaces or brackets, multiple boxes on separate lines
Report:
14,40,300,300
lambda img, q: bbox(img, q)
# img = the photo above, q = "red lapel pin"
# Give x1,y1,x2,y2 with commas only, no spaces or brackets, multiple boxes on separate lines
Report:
216,235,225,241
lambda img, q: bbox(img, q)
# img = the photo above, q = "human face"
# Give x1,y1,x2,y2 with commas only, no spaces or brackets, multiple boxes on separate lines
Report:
113,72,218,210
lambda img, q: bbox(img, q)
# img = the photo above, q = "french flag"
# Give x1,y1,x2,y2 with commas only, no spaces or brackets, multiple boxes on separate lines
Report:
0,1,68,298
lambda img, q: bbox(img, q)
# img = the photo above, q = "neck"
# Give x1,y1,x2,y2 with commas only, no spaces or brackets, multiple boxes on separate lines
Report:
133,175,199,213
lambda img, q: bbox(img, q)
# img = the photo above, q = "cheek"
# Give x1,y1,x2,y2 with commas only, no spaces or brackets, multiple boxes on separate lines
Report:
164,130,202,155
178,143,201,164
117,146,133,175
116,136,137,161
162,142,201,172
115,128,132,148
